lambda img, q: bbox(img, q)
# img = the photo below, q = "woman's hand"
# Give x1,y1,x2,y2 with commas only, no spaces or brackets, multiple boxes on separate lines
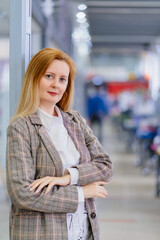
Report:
82,181,108,199
29,174,71,194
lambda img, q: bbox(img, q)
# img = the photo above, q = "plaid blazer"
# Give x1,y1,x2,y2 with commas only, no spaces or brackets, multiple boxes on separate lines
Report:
6,110,112,240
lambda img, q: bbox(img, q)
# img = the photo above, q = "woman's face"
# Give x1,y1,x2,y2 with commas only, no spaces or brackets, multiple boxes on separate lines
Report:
39,59,70,109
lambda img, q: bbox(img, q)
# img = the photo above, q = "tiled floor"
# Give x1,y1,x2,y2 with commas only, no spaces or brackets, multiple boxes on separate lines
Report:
0,118,160,240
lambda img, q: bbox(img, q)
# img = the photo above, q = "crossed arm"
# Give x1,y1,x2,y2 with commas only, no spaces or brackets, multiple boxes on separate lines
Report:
29,112,112,199
29,175,108,199
6,123,78,213
6,115,112,214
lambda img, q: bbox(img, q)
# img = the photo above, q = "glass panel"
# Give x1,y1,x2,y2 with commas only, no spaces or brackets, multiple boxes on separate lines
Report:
0,1,10,240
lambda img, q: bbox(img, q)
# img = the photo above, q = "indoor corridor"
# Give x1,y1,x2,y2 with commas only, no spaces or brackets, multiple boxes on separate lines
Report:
0,118,160,240
97,118,160,240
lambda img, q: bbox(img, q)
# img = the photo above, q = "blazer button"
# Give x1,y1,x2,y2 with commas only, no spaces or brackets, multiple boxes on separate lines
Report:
90,212,96,219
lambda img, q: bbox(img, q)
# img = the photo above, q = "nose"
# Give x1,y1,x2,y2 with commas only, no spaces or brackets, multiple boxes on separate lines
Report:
51,78,59,88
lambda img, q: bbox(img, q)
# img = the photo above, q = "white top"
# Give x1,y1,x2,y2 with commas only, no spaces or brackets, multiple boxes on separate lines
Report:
37,106,89,240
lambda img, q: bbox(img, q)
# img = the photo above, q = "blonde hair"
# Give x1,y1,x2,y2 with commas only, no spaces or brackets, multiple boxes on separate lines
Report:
10,48,76,123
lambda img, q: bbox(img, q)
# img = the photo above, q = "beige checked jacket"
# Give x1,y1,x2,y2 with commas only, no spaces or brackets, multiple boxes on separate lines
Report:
6,110,112,240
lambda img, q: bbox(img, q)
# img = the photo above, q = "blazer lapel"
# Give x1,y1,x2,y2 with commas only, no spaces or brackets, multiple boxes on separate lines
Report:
61,111,90,164
29,110,90,175
29,113,63,177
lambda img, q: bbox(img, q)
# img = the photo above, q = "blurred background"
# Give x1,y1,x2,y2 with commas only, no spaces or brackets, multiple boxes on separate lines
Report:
0,0,160,239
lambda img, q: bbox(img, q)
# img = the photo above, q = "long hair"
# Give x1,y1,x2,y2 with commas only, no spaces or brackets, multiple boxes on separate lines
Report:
10,48,76,123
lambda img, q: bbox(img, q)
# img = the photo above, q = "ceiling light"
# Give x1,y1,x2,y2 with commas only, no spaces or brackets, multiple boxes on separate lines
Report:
41,0,55,18
79,22,89,28
78,4,87,11
77,17,87,24
72,28,91,42
72,31,81,40
76,12,86,19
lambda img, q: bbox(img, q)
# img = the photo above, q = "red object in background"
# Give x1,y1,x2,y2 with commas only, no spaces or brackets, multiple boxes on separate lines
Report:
107,81,149,96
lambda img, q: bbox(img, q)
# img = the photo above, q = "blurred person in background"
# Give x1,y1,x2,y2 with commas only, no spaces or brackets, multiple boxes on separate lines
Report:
6,48,112,240
87,85,108,143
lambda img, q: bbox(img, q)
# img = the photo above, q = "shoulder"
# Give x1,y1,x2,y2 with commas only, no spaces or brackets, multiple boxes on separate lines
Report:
66,110,87,126
7,116,32,135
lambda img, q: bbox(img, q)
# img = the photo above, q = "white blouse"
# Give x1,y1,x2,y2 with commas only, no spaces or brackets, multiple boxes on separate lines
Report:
37,106,89,240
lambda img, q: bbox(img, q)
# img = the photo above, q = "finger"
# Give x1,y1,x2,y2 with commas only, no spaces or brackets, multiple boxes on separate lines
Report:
97,186,108,197
30,179,46,191
30,180,44,191
99,188,108,196
45,181,55,194
30,178,50,192
96,192,108,199
98,187,108,197
30,177,49,189
30,179,42,187
31,176,50,185
35,179,52,193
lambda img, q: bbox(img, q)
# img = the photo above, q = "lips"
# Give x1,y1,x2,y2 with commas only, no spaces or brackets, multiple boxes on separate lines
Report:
48,91,58,96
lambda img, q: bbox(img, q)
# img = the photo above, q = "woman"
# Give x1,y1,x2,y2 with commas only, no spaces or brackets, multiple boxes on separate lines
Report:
6,48,112,240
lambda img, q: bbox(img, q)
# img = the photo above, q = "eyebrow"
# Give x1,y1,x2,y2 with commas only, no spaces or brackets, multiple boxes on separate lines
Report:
46,71,68,77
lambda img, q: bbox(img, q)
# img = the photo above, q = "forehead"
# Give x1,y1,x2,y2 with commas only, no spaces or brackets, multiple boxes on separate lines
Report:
46,60,70,75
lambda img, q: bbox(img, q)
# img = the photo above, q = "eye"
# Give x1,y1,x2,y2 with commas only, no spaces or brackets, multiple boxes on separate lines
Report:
60,77,67,82
46,74,53,79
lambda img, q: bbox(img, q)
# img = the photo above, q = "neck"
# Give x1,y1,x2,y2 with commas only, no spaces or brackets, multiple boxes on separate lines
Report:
38,104,58,116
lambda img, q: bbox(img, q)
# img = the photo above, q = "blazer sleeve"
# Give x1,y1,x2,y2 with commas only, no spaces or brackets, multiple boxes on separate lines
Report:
72,111,113,186
6,120,78,213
